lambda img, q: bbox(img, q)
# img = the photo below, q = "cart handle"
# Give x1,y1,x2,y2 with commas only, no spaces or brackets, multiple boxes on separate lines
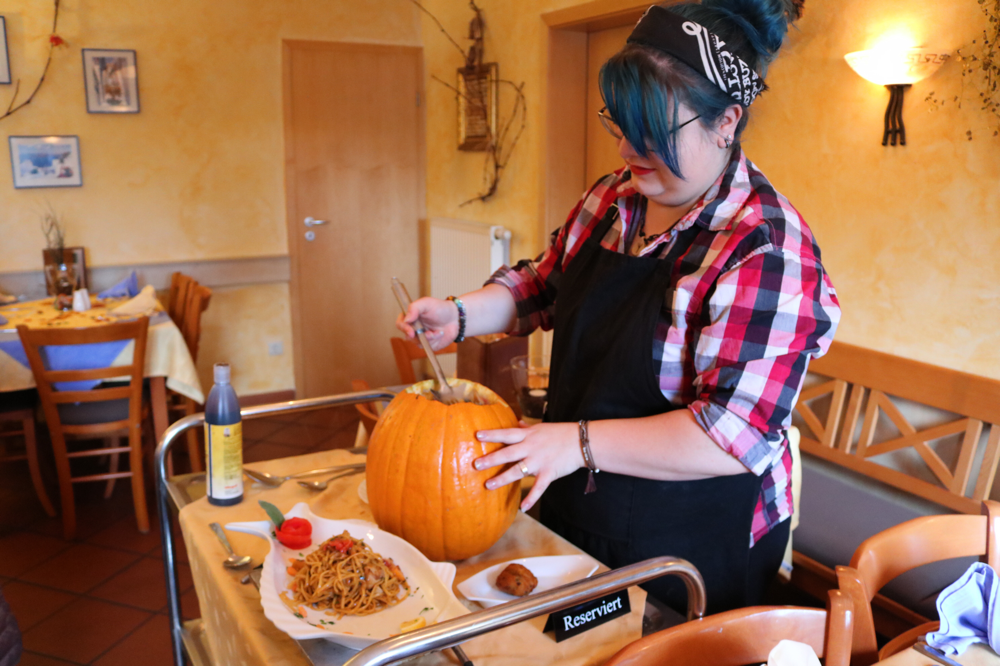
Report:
155,390,397,666
343,556,705,666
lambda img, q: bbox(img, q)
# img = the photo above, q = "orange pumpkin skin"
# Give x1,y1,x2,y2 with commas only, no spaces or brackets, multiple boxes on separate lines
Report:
366,379,520,562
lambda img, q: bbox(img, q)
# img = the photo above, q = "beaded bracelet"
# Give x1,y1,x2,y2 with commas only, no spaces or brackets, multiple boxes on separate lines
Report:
578,420,599,494
447,295,467,343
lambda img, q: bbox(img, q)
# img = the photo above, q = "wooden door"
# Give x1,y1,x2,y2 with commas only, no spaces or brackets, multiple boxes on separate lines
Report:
284,42,424,397
586,26,631,186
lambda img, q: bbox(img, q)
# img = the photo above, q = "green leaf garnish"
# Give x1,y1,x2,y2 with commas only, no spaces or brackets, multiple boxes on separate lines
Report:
259,500,285,528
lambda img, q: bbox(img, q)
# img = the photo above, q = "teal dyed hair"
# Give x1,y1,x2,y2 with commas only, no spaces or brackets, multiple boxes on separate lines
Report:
599,0,799,178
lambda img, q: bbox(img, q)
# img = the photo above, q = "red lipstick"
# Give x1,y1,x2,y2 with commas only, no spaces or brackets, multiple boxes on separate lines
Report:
629,164,656,176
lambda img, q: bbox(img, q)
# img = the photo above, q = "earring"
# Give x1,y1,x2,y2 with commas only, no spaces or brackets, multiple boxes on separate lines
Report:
724,135,733,149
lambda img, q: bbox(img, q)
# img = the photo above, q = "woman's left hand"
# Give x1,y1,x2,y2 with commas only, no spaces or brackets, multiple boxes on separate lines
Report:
474,421,584,511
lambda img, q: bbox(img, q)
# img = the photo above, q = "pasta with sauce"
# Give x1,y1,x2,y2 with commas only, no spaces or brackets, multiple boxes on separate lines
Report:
286,531,409,618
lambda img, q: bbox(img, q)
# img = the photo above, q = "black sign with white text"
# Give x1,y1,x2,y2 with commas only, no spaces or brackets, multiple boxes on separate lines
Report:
543,590,631,642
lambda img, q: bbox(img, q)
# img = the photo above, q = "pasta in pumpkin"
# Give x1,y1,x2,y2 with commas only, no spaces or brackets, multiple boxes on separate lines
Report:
288,531,409,618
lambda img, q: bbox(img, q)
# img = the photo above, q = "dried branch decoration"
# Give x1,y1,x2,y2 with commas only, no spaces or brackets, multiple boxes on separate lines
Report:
411,0,527,205
925,0,1000,139
1,0,66,123
41,204,65,251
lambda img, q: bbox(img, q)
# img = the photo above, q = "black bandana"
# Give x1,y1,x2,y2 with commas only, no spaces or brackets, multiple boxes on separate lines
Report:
627,5,765,107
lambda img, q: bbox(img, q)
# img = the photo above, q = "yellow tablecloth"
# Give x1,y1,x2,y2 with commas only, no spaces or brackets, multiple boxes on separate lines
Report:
878,643,1000,665
0,296,203,402
179,448,647,665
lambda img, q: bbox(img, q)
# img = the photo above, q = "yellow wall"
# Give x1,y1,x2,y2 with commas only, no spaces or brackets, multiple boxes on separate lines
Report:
421,0,1000,379
743,0,1000,378
419,0,586,265
0,0,420,396
4,0,996,395
197,283,294,395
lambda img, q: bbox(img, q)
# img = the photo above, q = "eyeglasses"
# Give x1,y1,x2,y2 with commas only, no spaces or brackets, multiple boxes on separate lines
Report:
597,106,701,141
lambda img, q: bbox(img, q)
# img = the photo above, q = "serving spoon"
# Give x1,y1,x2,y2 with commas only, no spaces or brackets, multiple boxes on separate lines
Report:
210,522,253,569
244,462,366,487
391,277,460,405
297,467,365,491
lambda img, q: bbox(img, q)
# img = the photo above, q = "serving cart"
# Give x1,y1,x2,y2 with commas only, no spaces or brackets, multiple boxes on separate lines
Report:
155,390,706,666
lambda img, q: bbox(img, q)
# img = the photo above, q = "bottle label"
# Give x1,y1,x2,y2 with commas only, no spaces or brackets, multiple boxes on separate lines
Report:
205,422,243,501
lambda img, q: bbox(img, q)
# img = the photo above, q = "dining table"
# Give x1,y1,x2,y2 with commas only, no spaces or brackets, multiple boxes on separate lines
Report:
0,294,204,447
175,446,650,666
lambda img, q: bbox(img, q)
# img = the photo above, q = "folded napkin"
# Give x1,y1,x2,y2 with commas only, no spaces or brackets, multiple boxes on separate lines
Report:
98,270,139,299
926,562,1000,656
764,640,821,666
110,284,158,316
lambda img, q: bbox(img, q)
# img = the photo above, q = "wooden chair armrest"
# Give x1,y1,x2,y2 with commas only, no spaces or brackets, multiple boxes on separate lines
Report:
877,621,939,661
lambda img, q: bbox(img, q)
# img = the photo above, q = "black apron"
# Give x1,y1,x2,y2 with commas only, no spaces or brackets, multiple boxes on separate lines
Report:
539,205,765,615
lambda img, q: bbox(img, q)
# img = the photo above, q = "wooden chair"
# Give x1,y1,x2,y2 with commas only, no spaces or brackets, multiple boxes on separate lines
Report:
172,282,212,472
390,337,458,384
17,318,152,539
836,499,1000,665
350,380,380,436
0,390,56,516
605,589,853,666
167,271,196,325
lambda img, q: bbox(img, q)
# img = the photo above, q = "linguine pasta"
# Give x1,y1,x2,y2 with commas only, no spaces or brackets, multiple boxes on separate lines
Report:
288,531,409,619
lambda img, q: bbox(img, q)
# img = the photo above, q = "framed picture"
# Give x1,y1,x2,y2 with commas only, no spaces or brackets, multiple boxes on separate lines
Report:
82,48,139,113
0,17,10,85
9,135,83,188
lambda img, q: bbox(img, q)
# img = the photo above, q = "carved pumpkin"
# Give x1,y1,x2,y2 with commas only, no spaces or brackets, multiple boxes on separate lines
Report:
366,379,520,561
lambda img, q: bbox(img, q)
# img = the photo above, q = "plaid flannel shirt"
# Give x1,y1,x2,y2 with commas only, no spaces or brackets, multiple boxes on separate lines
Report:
488,150,841,545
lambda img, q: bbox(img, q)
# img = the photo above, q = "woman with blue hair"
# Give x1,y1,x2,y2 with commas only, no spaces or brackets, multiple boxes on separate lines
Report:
399,0,839,614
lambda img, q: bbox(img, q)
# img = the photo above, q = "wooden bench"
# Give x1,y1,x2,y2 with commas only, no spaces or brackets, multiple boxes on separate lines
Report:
789,341,1000,636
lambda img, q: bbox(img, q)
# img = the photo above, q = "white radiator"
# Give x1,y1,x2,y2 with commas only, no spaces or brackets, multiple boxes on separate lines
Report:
429,218,511,300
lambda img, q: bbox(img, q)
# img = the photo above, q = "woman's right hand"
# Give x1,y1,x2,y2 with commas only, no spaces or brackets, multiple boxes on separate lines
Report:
395,297,459,351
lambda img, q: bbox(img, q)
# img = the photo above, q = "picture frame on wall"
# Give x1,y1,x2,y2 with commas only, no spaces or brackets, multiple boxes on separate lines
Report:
0,17,11,85
82,48,139,113
9,136,83,189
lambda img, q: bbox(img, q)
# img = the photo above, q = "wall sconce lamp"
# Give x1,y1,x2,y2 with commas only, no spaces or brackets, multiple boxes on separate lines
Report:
844,48,949,146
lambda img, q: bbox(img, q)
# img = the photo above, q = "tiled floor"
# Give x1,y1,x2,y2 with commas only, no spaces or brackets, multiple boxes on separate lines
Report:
0,404,362,665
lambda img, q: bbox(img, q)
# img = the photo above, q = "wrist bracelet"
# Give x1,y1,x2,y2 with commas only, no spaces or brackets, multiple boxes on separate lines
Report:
578,420,599,494
447,296,467,343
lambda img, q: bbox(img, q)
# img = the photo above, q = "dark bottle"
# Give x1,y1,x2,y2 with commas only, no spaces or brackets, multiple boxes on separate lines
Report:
54,264,74,311
205,363,243,506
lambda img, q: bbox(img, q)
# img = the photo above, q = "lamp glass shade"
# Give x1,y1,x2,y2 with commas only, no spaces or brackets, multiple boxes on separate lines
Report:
844,49,949,85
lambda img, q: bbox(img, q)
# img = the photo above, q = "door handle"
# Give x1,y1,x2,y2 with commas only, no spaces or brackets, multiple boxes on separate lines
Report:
304,217,329,227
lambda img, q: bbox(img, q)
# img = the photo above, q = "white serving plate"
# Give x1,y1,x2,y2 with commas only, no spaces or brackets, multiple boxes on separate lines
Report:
226,503,467,649
457,555,601,608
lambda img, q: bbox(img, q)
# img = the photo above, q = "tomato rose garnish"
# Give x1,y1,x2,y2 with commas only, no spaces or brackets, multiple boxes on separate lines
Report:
258,501,313,550
276,517,312,550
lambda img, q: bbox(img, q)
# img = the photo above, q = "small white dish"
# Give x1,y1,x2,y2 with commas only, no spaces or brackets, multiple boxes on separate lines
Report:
457,555,600,608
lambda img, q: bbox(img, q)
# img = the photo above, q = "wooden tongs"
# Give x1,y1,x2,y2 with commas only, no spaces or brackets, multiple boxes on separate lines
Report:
391,277,460,404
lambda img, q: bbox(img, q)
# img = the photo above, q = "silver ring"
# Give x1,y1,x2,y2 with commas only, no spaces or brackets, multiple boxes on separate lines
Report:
518,460,531,478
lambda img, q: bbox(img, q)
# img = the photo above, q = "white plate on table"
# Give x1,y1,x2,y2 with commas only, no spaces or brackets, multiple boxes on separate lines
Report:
226,503,467,650
457,555,601,608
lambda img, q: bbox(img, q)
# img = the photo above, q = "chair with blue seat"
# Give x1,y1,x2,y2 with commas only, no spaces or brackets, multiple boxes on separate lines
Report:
17,318,151,539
